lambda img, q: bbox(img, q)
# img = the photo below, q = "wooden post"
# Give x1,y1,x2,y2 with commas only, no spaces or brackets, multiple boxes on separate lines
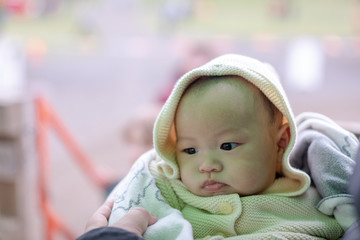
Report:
0,99,25,240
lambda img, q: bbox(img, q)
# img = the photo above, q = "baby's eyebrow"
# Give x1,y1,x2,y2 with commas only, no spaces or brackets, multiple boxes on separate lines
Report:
176,135,196,142
214,128,242,137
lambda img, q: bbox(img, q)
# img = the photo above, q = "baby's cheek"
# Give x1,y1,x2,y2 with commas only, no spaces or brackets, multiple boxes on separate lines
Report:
179,163,194,178
230,164,261,182
180,164,198,182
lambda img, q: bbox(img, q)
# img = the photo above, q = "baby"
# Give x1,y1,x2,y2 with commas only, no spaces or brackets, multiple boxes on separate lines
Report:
175,75,288,197
108,54,357,239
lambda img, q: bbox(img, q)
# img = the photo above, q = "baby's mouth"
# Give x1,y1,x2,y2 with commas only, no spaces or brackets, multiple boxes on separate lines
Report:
202,180,226,191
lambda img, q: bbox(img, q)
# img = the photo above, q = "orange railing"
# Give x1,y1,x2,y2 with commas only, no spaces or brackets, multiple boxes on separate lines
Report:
35,95,114,240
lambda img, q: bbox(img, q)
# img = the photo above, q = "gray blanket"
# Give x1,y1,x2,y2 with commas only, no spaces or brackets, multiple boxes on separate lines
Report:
289,112,359,230
290,129,355,198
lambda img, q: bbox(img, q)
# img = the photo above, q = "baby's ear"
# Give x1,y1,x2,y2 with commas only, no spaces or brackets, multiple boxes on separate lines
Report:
276,123,290,174
277,122,290,152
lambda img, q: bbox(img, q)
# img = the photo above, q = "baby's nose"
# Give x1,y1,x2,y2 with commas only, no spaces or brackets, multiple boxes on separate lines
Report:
199,155,223,173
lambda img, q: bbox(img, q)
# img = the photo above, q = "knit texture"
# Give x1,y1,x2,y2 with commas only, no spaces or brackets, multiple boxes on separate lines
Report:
150,161,343,239
153,53,310,196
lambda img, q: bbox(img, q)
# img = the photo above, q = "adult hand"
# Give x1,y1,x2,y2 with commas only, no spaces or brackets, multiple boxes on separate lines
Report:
85,199,157,236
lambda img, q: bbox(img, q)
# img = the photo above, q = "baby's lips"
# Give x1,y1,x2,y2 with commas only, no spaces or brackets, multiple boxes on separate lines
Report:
202,180,226,191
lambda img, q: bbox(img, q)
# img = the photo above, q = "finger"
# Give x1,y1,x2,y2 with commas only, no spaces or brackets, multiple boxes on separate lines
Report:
96,199,114,219
112,207,157,236
149,213,157,226
128,207,157,226
84,199,114,232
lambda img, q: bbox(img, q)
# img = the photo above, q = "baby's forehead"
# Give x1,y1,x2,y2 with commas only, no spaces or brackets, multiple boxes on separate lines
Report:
183,75,261,99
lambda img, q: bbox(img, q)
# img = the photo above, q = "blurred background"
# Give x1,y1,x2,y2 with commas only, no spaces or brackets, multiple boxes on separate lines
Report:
0,0,359,239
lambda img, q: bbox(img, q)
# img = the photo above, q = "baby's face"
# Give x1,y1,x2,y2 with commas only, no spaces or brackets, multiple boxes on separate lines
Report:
175,77,280,197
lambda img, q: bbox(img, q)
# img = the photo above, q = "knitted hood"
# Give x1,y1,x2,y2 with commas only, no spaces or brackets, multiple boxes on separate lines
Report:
153,54,310,196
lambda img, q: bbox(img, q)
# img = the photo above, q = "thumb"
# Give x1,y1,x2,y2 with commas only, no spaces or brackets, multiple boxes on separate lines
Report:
85,199,114,232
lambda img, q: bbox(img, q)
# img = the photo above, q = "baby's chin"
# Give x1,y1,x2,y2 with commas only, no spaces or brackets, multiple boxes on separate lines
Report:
193,187,237,197
203,191,229,197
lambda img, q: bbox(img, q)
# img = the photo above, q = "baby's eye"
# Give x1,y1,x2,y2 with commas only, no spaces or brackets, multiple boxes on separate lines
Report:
220,142,239,151
183,148,198,155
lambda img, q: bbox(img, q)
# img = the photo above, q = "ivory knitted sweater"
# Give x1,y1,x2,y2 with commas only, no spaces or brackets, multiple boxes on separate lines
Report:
109,54,350,239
